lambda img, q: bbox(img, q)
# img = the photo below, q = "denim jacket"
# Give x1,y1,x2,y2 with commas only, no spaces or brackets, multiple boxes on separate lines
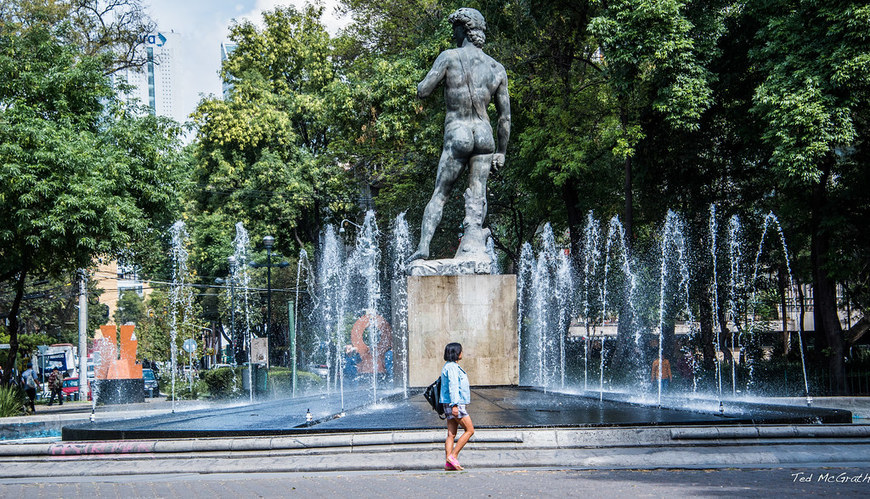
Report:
440,361,470,406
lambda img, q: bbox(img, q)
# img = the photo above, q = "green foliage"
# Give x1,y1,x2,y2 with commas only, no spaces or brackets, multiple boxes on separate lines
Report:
749,1,870,182
114,290,146,326
190,4,355,276
135,289,172,362
0,385,26,418
0,0,186,384
0,330,52,371
267,367,324,396
200,366,243,399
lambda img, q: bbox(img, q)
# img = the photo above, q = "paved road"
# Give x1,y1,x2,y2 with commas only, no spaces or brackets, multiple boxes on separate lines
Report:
2,467,869,497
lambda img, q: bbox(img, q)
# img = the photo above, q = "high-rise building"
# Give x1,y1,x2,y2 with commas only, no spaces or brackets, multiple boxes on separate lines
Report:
115,31,180,117
221,42,237,100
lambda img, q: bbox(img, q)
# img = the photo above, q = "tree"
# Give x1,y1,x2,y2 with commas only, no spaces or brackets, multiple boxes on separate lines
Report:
0,3,186,384
190,4,356,277
590,0,725,246
747,0,870,394
114,290,145,325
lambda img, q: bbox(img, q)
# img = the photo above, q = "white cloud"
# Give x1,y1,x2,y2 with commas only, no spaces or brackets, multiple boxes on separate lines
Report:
144,1,350,130
238,0,349,35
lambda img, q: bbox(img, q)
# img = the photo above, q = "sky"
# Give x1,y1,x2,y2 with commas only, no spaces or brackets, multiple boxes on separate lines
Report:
145,0,349,125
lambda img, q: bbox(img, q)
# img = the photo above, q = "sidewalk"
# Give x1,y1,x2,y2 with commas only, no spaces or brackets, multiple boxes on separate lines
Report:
3,467,869,498
0,397,218,441
2,424,870,477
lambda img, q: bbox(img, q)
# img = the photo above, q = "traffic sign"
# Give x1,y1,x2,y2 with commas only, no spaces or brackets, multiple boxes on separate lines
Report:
182,338,197,353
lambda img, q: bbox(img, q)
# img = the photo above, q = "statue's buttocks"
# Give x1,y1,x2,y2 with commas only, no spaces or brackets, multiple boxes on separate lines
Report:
408,8,511,274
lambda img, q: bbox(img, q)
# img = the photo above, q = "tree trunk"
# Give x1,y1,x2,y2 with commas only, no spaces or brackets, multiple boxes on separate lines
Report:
562,183,582,261
778,266,790,354
1,266,28,386
810,164,846,395
624,155,633,250
698,280,715,371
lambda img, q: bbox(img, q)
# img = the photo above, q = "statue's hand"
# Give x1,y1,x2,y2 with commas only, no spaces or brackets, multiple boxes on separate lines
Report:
491,153,505,171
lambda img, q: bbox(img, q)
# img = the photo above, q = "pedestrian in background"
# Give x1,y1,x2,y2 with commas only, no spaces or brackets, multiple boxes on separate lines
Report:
440,342,474,471
47,367,64,406
652,357,672,393
20,363,40,413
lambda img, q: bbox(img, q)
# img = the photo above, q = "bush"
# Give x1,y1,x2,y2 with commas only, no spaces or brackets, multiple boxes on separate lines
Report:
268,368,323,396
0,385,26,417
172,379,208,400
201,367,243,399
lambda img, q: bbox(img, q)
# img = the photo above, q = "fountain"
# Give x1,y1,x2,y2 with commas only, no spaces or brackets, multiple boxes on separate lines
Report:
64,205,852,442
390,213,413,398
231,222,255,403
168,220,193,411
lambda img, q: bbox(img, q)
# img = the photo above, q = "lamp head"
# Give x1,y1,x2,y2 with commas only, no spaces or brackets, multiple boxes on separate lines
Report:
263,235,275,249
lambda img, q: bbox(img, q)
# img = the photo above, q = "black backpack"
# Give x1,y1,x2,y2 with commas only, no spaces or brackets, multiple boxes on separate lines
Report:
423,377,446,419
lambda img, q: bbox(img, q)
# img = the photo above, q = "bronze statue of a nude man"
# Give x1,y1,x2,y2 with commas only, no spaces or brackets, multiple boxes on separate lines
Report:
409,7,510,267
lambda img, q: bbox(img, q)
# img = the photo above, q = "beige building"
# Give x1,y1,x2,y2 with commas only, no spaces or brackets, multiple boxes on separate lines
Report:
95,259,152,327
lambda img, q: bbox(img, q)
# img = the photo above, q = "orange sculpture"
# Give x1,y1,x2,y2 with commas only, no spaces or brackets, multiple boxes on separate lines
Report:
96,325,143,380
350,314,392,374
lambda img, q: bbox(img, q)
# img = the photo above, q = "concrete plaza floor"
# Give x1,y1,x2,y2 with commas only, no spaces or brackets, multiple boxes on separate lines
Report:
2,467,870,497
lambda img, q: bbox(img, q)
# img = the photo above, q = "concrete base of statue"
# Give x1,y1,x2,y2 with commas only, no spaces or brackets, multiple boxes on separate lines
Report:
407,257,495,276
407,274,518,387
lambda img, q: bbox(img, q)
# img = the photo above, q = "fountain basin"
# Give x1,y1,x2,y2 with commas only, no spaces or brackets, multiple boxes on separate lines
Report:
94,379,145,405
62,386,850,441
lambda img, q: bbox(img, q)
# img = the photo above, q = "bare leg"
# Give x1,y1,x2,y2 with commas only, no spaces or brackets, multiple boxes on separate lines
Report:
455,153,491,259
449,415,475,460
410,151,464,261
445,418,459,459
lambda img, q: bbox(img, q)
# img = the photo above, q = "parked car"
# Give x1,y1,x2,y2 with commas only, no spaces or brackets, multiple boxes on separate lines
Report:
62,377,92,401
310,364,328,379
142,368,159,398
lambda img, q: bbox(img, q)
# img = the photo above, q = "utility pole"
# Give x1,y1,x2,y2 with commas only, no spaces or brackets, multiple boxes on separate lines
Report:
228,256,237,364
77,270,88,401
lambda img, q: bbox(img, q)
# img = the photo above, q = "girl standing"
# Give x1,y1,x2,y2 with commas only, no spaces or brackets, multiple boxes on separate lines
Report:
440,342,474,470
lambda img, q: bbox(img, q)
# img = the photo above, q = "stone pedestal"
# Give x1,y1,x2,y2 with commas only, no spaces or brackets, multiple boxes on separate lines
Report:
407,274,518,387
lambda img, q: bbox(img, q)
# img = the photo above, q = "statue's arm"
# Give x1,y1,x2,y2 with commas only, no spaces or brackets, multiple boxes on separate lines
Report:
417,52,448,98
492,68,511,168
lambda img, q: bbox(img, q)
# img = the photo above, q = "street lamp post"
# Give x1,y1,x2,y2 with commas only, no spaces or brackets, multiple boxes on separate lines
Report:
228,256,238,365
217,256,238,365
338,219,362,234
263,235,274,365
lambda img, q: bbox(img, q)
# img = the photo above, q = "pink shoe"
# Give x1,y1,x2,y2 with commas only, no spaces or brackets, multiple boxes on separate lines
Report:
446,455,463,470
445,459,455,471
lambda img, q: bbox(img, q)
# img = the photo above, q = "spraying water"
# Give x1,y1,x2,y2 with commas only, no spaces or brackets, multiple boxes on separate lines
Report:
709,205,723,401
582,212,602,391
232,222,254,404
391,213,413,398
727,215,744,395
749,212,811,404
655,211,690,405
516,242,533,384
168,220,193,412
356,211,383,403
295,248,311,397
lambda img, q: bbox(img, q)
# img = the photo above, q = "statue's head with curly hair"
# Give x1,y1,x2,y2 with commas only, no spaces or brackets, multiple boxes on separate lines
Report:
448,7,486,48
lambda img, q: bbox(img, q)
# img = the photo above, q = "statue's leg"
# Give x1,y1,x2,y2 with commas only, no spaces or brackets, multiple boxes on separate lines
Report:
409,150,463,261
455,153,491,259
